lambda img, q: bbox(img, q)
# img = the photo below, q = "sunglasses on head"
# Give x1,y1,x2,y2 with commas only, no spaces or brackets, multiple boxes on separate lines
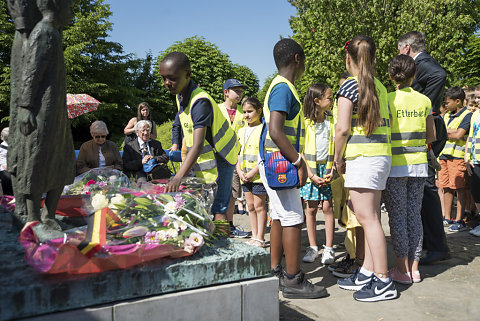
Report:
94,135,106,139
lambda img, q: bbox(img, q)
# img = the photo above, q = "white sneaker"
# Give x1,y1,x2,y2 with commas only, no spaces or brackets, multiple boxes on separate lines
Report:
321,246,335,264
302,247,319,263
470,224,480,236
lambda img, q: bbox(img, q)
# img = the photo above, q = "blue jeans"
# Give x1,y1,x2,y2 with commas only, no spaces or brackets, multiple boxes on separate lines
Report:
210,156,234,214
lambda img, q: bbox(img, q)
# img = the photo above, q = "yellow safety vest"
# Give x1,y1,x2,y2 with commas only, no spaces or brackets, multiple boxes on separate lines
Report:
303,116,333,182
441,107,471,159
263,75,305,153
325,102,337,172
238,125,262,183
218,103,245,133
177,87,240,183
388,87,430,167
466,109,480,161
344,77,391,160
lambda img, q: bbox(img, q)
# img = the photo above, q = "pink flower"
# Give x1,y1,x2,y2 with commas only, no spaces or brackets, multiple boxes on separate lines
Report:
188,233,204,247
98,181,107,188
86,180,96,186
174,193,186,209
183,240,194,253
144,231,157,244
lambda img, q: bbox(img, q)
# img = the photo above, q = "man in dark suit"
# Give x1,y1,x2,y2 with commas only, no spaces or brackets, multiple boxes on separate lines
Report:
123,120,171,181
397,31,450,264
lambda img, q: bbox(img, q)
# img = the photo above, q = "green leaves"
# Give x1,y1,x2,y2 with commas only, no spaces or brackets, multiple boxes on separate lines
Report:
289,0,480,94
154,36,259,107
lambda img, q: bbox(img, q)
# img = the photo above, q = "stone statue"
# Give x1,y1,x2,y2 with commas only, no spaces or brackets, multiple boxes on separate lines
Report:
7,0,76,237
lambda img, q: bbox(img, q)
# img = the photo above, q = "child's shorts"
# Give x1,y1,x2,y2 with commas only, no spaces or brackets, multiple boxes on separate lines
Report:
300,163,332,201
242,182,267,195
438,158,467,190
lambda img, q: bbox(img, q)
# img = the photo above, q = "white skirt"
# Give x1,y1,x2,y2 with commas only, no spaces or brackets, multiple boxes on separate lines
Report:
344,156,392,190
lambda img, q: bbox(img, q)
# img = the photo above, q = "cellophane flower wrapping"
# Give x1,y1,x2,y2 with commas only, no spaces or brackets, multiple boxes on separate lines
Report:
19,169,220,274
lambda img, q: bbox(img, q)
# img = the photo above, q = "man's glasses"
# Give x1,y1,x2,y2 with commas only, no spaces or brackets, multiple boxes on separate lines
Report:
94,135,106,139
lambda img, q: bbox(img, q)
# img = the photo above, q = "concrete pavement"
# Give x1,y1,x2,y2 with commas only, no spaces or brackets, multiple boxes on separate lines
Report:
234,210,480,321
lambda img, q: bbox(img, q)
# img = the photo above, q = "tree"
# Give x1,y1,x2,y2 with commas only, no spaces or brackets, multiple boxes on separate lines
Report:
288,0,480,94
451,33,480,87
154,36,259,116
0,1,14,124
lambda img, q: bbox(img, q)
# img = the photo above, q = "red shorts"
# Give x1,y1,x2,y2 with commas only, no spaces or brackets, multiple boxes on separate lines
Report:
438,158,467,189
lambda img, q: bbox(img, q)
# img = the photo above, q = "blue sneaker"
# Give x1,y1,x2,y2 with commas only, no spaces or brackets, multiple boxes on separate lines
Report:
443,218,454,226
448,220,467,232
230,225,249,238
337,269,372,291
353,276,398,302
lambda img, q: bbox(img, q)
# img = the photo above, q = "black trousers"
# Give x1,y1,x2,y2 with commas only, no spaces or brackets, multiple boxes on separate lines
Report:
421,162,449,252
0,170,13,196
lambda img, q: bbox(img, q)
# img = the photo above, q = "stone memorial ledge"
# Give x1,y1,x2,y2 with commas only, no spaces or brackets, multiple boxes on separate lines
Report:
21,277,279,321
0,232,274,321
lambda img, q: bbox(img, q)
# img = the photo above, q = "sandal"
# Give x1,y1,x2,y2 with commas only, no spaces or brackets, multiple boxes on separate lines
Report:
250,238,267,248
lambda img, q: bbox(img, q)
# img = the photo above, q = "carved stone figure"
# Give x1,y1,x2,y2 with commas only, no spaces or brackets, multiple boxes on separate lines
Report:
7,0,75,235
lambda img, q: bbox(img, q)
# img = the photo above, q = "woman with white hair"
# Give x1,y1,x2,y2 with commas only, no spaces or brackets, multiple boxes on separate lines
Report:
0,127,12,195
76,120,122,175
122,120,170,181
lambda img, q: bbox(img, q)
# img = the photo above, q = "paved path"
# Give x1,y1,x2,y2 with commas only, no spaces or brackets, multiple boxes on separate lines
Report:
234,210,480,321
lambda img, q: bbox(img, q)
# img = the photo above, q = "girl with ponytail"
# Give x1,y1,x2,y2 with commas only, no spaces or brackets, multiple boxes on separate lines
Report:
333,35,396,302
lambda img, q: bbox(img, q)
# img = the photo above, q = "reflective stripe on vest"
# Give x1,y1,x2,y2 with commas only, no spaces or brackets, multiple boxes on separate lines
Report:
388,87,430,167
441,108,471,158
238,125,262,183
344,77,391,160
218,102,245,133
177,87,240,183
263,75,305,153
303,116,332,181
466,110,480,161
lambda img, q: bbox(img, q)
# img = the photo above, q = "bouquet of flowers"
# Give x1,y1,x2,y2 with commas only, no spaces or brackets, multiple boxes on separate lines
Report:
19,176,227,274
63,168,130,196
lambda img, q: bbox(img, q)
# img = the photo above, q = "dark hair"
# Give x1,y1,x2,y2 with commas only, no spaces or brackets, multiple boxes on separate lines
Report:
340,71,351,80
398,31,426,52
242,97,263,116
388,55,416,84
466,93,476,104
347,35,381,136
273,38,305,69
304,83,330,121
161,51,191,72
137,102,151,121
445,86,466,101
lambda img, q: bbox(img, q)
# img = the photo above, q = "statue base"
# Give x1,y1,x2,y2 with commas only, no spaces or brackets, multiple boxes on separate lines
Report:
0,209,277,321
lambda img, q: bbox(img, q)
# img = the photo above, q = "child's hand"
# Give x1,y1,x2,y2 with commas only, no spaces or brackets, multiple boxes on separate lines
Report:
311,175,326,187
244,171,256,182
323,173,334,184
239,171,249,183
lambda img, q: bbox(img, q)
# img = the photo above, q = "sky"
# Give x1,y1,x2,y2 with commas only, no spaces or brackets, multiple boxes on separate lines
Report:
103,0,297,86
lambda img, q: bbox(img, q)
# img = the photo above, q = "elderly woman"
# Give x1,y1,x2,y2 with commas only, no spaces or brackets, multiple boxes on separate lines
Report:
76,121,123,175
122,120,170,181
124,102,157,144
0,127,12,195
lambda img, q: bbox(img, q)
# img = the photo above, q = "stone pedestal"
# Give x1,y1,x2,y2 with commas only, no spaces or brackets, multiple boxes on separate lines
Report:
0,212,276,321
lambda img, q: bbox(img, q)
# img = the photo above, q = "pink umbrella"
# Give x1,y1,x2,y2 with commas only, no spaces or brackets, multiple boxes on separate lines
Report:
67,94,101,119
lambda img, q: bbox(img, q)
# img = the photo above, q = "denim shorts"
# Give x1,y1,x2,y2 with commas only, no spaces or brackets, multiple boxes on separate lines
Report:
210,156,235,214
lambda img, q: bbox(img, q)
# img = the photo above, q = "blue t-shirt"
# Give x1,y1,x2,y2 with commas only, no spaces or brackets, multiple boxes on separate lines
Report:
178,80,214,145
268,83,300,120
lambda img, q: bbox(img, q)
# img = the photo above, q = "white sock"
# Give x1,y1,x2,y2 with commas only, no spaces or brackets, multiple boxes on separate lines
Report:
310,246,318,252
378,276,390,283
359,267,373,276
323,245,333,251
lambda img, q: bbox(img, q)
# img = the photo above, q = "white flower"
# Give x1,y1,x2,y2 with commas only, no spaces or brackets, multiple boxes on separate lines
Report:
164,202,177,214
173,220,188,231
183,240,194,253
166,228,178,238
156,230,167,241
123,225,149,237
188,233,204,247
108,175,117,182
109,193,126,211
91,193,109,211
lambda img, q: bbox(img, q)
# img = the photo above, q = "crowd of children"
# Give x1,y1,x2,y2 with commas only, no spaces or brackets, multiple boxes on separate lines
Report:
156,33,480,303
